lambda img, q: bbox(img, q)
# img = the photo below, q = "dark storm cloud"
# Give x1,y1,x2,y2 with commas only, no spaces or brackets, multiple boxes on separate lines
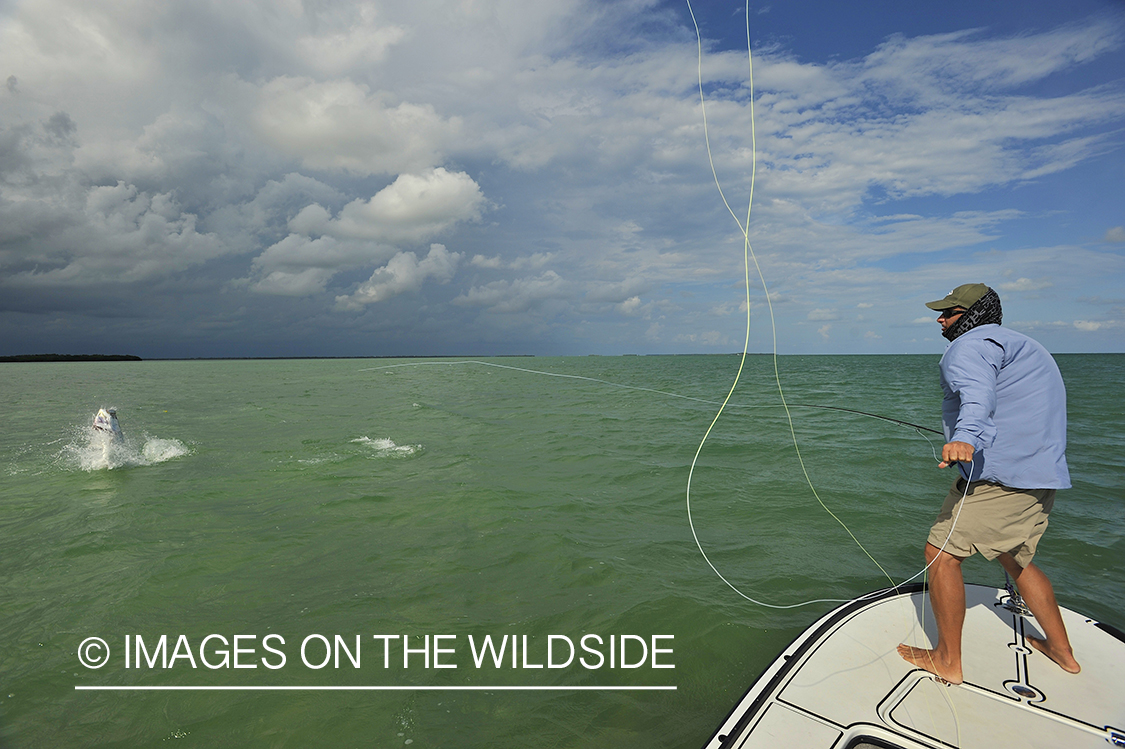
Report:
43,111,77,142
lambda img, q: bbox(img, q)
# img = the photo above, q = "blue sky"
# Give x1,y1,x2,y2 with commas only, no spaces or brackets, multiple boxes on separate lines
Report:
1,0,1123,357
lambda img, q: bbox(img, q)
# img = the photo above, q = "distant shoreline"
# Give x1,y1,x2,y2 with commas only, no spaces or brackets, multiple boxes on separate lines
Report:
2,353,541,362
0,354,143,363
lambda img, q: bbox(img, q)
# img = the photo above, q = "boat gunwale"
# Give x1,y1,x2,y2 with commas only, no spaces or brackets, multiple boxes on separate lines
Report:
706,582,927,749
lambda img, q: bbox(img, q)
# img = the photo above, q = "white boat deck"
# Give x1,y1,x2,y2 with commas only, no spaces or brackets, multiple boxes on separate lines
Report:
705,584,1125,749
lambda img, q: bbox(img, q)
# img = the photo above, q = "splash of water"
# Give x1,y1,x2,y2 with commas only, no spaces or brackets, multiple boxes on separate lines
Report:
350,436,421,458
58,425,190,471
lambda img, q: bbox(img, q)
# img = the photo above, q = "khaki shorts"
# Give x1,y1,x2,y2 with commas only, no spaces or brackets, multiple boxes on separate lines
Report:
928,478,1055,568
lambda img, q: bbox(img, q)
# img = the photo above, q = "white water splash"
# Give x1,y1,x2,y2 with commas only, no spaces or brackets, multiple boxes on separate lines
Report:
59,428,190,471
350,437,421,458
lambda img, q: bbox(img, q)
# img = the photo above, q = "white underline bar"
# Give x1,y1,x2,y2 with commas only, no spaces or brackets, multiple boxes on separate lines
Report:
75,685,676,691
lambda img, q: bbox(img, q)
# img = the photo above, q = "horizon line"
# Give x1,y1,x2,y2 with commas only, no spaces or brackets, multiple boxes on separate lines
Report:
6,351,1122,363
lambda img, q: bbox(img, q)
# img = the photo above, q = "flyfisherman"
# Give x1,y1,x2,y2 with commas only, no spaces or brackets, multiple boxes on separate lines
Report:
896,283,1081,684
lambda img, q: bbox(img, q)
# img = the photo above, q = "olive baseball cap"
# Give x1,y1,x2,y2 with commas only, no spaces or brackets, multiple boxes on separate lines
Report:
925,283,990,311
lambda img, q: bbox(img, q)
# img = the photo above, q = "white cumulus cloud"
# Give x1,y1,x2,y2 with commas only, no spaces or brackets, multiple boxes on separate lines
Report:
247,168,484,296
315,168,485,244
336,243,462,310
251,77,460,176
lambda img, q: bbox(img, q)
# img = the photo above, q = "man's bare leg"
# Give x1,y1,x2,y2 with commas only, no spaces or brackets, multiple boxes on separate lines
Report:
998,553,1080,674
898,542,965,684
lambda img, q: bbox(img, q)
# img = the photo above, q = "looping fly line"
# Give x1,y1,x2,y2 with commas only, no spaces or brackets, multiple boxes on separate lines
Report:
682,0,957,610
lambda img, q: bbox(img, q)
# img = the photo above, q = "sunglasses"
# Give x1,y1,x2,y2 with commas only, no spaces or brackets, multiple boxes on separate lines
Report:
938,308,965,319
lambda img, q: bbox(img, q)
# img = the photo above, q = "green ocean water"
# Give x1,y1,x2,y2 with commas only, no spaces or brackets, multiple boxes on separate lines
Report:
1,354,1122,748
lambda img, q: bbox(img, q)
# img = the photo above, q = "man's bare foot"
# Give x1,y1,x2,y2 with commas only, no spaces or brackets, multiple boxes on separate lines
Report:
1027,635,1081,674
897,643,963,685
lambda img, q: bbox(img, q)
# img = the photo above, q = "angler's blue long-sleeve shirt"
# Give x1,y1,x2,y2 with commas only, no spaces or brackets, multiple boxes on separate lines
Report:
939,324,1070,489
